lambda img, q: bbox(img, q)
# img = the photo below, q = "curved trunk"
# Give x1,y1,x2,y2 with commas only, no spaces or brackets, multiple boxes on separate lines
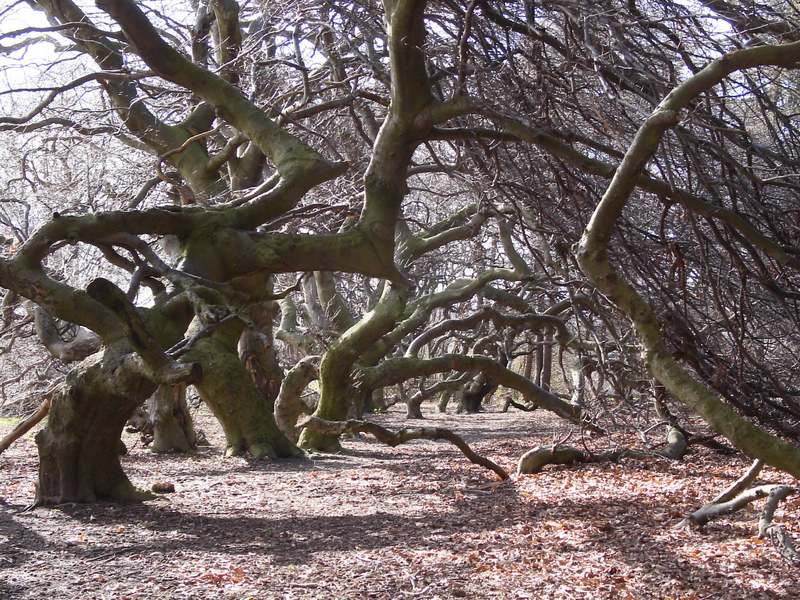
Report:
35,351,156,504
406,395,424,419
576,43,800,476
299,286,407,451
459,373,496,413
274,356,319,442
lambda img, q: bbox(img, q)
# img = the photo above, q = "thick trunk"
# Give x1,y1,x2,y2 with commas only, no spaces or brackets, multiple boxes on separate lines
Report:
185,321,300,458
35,351,156,504
299,380,354,452
148,384,196,453
460,374,495,413
406,395,424,419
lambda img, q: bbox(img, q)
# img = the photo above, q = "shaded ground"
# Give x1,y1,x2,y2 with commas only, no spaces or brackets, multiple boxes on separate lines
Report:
0,403,798,599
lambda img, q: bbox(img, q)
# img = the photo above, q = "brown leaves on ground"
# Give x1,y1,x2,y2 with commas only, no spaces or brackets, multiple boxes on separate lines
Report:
0,406,798,599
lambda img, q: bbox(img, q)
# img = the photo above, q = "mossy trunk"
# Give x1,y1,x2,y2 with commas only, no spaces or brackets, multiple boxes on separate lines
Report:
149,384,196,453
274,356,318,442
240,327,284,412
299,285,408,452
35,351,156,504
299,379,353,452
185,320,300,459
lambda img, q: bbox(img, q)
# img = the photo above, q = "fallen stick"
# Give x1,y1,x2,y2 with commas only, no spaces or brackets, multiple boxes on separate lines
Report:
298,416,509,480
516,427,688,474
684,484,787,528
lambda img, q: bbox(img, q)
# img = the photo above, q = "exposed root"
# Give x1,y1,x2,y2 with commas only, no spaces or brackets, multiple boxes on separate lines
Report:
298,416,509,480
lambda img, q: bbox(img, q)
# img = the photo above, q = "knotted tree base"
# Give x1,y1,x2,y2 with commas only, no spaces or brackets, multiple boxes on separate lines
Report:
35,352,157,505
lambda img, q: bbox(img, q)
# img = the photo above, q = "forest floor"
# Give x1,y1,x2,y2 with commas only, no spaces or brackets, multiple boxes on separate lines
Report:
0,403,799,599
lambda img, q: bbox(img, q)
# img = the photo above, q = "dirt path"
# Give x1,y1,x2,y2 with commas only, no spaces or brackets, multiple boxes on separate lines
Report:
1,404,798,599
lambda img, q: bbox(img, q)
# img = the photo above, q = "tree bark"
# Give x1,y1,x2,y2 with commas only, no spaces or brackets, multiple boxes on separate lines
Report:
185,319,300,458
148,384,196,453
35,351,157,504
239,301,284,412
274,356,319,442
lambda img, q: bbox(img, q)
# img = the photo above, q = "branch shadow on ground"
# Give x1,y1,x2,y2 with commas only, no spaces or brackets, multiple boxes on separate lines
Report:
4,476,785,599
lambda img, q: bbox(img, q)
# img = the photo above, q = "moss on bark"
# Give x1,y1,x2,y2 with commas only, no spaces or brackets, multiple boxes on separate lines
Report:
185,321,300,458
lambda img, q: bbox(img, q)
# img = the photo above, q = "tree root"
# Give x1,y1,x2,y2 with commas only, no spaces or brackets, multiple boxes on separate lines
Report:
298,416,509,480
502,396,537,413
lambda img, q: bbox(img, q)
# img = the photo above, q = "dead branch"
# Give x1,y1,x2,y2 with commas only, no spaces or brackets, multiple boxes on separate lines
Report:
298,416,509,480
685,484,785,528
713,459,764,504
682,479,799,565
0,395,51,456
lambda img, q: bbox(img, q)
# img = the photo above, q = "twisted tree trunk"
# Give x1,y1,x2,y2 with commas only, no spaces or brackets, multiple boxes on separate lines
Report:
35,351,157,504
185,319,300,459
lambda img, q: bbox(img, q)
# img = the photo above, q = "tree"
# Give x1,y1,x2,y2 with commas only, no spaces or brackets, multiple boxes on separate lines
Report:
1,0,800,504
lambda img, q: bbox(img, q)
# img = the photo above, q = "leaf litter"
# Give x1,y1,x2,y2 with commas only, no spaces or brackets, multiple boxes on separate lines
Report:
0,404,798,599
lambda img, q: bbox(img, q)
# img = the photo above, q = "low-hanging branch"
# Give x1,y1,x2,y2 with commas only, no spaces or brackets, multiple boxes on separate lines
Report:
0,395,52,456
576,38,800,476
361,353,599,431
298,416,509,480
404,307,568,357
516,426,688,474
